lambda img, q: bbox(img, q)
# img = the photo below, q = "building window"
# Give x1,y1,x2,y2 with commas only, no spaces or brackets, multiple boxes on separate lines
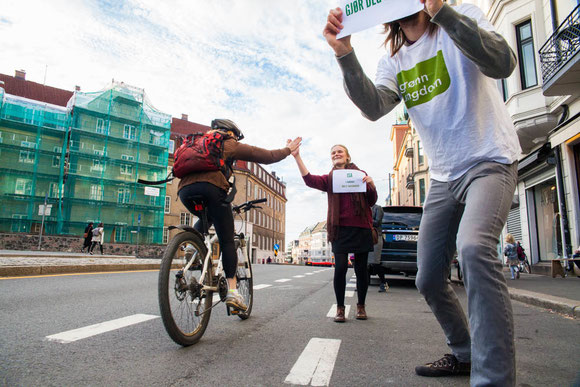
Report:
500,79,509,101
117,188,131,204
91,159,104,172
180,212,191,226
15,178,32,195
419,178,426,206
123,124,136,140
163,227,170,244
48,182,59,198
516,20,538,90
120,164,133,175
115,226,127,242
19,150,35,164
121,154,135,161
167,167,172,184
90,184,103,201
417,141,424,165
164,196,171,214
96,118,109,134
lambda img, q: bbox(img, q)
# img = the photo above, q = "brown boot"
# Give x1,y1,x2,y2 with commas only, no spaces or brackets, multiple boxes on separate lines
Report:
356,304,367,320
334,306,346,323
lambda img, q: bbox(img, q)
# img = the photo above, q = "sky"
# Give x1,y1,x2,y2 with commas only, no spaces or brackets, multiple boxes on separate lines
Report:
0,0,473,244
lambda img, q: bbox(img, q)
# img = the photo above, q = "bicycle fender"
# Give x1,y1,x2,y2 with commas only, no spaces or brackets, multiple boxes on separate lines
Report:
168,225,204,241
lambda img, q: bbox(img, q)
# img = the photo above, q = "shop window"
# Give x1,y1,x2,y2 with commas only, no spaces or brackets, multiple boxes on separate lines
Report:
531,178,561,260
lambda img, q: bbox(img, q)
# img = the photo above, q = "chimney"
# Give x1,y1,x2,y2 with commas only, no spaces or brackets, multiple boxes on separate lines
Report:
75,85,81,91
181,114,188,121
15,69,26,80
272,171,276,177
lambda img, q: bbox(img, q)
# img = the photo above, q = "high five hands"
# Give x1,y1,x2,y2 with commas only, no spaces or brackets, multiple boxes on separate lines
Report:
323,0,444,54
286,137,302,156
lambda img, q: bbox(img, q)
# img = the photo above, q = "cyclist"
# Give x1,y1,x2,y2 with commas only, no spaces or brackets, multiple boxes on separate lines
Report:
177,119,301,312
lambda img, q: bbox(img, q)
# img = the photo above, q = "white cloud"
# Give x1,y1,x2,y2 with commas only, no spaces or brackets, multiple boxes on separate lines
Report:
0,0,398,243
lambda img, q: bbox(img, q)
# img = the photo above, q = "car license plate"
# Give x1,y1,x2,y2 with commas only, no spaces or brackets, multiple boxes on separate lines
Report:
393,234,418,242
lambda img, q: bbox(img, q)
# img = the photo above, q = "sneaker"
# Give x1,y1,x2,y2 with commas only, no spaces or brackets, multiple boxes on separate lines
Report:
378,283,386,293
415,354,471,377
225,292,247,312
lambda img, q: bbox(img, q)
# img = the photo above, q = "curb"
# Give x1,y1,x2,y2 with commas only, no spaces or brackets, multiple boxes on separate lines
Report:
0,264,161,277
508,288,580,318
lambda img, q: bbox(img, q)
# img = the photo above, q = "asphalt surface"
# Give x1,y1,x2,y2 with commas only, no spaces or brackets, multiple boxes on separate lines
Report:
1,265,578,386
0,249,579,319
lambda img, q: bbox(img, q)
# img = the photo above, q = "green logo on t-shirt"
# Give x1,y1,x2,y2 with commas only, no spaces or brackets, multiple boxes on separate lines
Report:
396,50,450,109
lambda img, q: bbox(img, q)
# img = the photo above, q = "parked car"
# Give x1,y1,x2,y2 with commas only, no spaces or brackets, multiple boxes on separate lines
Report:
374,206,422,277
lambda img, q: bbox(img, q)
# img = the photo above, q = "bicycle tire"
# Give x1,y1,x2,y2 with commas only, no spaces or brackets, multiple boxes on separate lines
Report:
235,246,253,320
524,259,531,274
158,231,212,346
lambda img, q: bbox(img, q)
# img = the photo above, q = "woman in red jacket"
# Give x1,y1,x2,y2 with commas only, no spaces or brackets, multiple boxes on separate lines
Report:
292,144,377,322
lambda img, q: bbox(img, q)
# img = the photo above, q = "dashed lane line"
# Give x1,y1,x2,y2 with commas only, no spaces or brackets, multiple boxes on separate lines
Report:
284,338,341,386
46,314,159,344
346,283,356,288
305,273,314,276
345,290,355,298
254,284,272,290
275,278,292,283
293,275,305,278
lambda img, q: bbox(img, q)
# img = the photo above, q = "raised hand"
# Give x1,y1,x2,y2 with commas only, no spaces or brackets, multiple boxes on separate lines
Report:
420,0,444,17
286,137,302,156
322,7,353,57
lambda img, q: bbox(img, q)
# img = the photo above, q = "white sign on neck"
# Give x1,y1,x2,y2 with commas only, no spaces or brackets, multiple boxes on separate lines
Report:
336,0,424,38
332,169,367,193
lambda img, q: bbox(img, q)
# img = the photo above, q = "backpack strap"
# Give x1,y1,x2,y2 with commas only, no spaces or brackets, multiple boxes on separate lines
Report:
138,171,174,185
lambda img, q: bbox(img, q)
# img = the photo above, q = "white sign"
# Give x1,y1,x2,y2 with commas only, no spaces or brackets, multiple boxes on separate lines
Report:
332,169,367,193
144,186,160,197
38,204,52,216
336,0,424,38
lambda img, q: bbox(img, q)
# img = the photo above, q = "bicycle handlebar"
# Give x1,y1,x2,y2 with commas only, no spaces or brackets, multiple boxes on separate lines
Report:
233,198,267,214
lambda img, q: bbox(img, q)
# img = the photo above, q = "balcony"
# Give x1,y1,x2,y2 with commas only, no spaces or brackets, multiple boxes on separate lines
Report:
406,174,415,189
404,146,414,158
539,4,580,97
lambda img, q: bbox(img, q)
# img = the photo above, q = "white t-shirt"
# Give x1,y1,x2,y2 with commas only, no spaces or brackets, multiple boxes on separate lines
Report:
375,4,521,182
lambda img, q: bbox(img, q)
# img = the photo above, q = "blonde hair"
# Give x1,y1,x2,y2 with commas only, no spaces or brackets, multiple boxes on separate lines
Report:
505,233,515,244
331,144,351,164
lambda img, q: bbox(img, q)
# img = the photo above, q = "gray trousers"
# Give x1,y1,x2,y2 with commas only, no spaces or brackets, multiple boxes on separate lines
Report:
415,161,517,387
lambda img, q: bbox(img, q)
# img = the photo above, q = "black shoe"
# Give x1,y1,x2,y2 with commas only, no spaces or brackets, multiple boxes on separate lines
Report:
415,354,471,377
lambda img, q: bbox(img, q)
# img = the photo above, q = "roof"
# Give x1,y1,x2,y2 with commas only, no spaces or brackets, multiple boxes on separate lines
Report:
0,73,73,107
171,117,210,137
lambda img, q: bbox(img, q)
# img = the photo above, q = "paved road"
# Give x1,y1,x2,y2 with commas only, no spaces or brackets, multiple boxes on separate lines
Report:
1,265,579,386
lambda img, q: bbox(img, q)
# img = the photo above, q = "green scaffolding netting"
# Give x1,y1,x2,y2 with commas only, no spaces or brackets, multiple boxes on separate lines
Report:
0,82,171,244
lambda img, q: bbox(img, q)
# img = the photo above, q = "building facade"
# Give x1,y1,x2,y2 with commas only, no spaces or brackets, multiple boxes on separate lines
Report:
0,73,171,244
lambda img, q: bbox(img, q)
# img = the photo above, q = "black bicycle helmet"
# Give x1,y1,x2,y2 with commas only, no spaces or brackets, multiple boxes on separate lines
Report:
211,119,244,141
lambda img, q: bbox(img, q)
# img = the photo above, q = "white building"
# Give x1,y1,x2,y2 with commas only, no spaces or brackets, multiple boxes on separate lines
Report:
309,221,333,264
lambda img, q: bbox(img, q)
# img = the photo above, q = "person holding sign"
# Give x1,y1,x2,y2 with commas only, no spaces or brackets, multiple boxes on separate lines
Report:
292,144,377,322
323,0,520,385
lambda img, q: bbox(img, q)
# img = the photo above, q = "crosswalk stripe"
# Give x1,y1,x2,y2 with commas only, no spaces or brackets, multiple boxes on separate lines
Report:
305,273,314,276
46,314,159,343
326,304,351,318
345,290,355,298
293,275,305,278
346,283,356,288
275,278,291,283
254,284,272,290
284,338,341,386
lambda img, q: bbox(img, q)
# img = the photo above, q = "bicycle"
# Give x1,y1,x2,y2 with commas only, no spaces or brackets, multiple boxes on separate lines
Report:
158,197,266,346
517,254,532,274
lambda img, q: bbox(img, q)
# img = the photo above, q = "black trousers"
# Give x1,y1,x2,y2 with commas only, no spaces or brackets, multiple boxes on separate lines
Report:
179,183,237,279
334,252,368,306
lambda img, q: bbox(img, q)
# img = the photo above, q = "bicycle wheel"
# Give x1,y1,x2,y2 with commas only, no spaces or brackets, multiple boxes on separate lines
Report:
235,245,253,320
158,231,212,346
524,259,532,274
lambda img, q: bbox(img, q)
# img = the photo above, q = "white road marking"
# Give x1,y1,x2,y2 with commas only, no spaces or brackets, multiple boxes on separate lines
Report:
305,273,314,276
293,275,305,278
345,283,356,288
46,314,159,344
275,278,292,283
254,284,272,290
326,304,351,318
284,338,341,386
345,290,355,298
349,278,356,282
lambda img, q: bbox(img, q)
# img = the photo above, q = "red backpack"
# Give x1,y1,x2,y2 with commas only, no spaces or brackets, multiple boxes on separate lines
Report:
172,131,231,178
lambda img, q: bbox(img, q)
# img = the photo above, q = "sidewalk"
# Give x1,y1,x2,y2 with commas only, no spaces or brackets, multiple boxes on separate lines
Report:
1,250,579,318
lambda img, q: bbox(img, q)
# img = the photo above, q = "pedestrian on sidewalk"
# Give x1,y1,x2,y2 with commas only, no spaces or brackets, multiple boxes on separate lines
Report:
89,223,104,255
323,0,520,384
504,234,520,279
369,204,389,293
292,144,377,322
81,222,94,253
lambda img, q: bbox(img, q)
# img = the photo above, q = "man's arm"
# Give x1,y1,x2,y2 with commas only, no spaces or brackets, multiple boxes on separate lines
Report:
431,3,516,79
337,50,401,122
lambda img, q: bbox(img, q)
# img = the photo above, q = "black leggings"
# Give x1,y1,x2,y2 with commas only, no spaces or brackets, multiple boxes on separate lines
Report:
179,183,237,279
334,252,368,307
90,242,103,254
